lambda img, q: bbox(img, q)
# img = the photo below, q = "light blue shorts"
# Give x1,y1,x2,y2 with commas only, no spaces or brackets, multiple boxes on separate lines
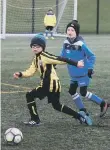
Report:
70,76,91,87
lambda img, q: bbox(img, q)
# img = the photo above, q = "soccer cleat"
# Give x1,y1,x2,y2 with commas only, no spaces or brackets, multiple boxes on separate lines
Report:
45,36,49,39
79,108,88,115
100,102,108,117
78,111,92,126
23,119,41,126
51,37,54,39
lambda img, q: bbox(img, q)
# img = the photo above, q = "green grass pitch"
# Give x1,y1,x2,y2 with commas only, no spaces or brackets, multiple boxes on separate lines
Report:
1,35,110,150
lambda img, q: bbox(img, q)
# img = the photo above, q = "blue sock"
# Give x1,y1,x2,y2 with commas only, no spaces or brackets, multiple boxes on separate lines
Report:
72,93,85,110
50,31,53,37
85,91,103,105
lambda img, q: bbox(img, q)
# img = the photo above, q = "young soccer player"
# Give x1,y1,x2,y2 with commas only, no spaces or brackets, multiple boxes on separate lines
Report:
44,8,56,39
13,34,92,126
60,20,109,117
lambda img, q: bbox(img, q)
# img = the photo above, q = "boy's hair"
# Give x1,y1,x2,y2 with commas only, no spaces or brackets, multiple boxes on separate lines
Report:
30,33,46,51
48,8,53,11
66,20,80,36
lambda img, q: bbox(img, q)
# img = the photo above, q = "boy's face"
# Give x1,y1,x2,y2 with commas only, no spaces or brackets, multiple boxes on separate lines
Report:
48,10,53,14
67,27,76,38
32,45,43,54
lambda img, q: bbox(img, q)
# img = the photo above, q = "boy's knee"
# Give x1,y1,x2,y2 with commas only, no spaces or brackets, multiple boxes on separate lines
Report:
52,102,61,111
80,86,87,97
26,92,31,98
69,89,76,95
80,89,87,97
80,91,87,97
69,86,77,95
68,83,77,95
26,91,33,102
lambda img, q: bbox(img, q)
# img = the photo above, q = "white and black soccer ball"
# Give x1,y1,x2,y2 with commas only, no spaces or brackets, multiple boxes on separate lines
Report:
4,128,23,145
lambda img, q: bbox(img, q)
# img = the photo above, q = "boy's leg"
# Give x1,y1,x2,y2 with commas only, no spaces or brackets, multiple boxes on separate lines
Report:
50,26,54,39
48,92,92,125
80,86,108,117
69,82,87,112
45,26,49,39
24,87,45,125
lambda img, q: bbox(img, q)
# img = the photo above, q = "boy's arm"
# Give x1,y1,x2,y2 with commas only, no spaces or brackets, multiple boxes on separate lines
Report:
82,43,96,69
21,59,37,77
42,52,84,67
13,57,38,78
81,43,96,78
60,46,67,57
58,57,84,68
44,15,47,26
58,56,77,66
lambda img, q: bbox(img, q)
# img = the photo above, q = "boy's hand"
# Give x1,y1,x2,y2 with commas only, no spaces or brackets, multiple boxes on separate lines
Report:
77,60,84,68
13,72,20,79
88,69,94,78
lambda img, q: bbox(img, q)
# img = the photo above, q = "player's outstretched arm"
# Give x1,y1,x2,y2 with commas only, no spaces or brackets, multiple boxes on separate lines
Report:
58,57,84,68
42,52,84,67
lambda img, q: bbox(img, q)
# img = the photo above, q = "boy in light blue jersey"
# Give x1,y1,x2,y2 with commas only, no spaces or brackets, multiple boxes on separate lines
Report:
60,20,109,117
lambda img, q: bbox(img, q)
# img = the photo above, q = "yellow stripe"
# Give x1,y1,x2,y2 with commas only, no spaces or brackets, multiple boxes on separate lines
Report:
49,78,53,92
1,83,31,90
58,80,61,92
55,80,58,92
42,52,57,60
61,104,64,112
27,101,35,104
32,106,37,115
1,91,27,94
36,85,42,90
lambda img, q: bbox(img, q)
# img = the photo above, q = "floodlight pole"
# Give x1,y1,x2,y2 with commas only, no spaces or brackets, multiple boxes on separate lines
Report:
56,0,59,20
32,0,35,33
96,0,100,34
56,0,59,33
73,0,78,20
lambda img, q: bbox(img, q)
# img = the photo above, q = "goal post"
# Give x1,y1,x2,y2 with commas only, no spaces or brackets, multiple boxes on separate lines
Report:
73,0,78,20
53,0,68,33
1,0,7,39
54,0,78,33
1,0,78,38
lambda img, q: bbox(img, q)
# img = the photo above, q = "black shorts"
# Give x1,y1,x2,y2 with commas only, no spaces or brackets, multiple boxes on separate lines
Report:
29,79,61,103
46,26,54,31
29,87,60,103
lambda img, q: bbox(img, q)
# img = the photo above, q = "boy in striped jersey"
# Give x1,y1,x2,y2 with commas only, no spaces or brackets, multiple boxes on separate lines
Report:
13,34,92,126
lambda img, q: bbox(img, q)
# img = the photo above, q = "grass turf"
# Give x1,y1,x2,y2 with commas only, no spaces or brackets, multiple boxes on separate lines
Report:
1,35,110,150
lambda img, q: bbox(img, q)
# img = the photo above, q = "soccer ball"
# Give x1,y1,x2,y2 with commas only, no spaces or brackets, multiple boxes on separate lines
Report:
4,128,23,145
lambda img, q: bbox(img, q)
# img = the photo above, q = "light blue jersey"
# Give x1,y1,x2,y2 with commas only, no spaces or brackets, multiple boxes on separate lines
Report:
60,36,96,83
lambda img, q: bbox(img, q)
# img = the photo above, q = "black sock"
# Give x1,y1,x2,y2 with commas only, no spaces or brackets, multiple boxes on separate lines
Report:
27,101,40,121
100,101,105,107
79,108,86,112
61,105,80,119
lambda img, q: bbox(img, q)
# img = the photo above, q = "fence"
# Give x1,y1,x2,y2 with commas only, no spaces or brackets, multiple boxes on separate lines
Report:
1,0,110,35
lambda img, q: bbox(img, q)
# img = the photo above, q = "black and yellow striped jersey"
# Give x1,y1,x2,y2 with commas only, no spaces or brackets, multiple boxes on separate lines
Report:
20,51,77,92
21,51,77,79
21,51,65,79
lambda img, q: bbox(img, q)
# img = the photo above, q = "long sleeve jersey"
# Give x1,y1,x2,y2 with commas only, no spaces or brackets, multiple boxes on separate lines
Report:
60,36,96,78
20,51,78,81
